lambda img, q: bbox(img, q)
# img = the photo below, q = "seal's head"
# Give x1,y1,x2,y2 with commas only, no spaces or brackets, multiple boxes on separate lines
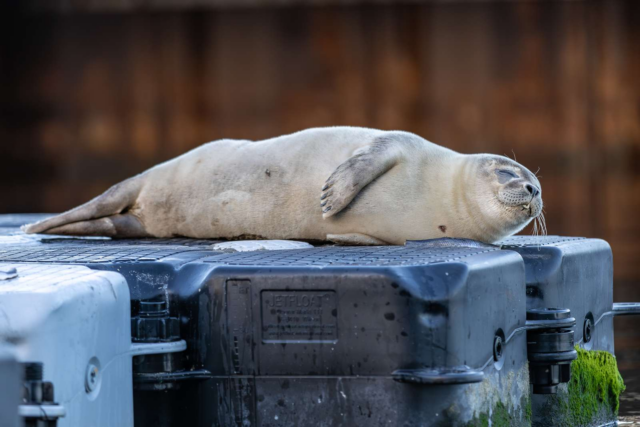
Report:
467,154,544,241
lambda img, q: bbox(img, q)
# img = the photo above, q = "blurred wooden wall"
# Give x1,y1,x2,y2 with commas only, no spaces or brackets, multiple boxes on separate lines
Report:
1,0,639,365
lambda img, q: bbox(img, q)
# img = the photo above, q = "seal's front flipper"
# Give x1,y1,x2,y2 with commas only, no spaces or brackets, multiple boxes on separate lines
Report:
327,233,390,246
44,213,149,238
320,133,421,218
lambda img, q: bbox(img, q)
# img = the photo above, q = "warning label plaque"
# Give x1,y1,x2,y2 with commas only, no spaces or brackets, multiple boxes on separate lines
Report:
261,291,337,343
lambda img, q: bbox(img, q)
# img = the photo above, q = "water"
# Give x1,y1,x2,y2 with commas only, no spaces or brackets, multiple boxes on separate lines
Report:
619,369,640,425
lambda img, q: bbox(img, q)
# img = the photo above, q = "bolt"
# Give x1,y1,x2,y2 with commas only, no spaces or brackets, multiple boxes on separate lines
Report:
583,318,593,344
24,362,43,381
493,335,503,362
85,361,100,393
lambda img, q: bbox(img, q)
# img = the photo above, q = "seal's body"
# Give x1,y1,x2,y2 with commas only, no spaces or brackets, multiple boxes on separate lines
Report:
24,127,543,245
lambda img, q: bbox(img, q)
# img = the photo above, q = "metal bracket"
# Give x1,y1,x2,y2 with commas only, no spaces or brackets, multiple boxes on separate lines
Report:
610,302,640,316
392,366,484,385
134,369,212,384
392,303,636,389
19,404,66,418
129,340,186,357
592,302,640,328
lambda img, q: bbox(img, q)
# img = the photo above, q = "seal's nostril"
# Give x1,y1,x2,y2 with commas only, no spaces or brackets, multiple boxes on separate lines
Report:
525,184,540,197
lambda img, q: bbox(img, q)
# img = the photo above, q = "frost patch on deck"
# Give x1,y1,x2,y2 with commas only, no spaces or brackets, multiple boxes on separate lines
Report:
212,240,313,253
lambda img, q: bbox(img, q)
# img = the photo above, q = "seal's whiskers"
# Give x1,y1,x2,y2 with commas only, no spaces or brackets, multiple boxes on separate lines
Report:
534,210,548,237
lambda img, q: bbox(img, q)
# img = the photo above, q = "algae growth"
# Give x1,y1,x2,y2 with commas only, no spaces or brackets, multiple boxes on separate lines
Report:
464,395,532,427
537,346,626,427
564,346,626,424
466,347,625,427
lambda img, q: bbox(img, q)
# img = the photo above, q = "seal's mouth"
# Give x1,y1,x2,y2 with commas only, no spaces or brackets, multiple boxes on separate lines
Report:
521,197,546,236
520,199,542,218
521,202,537,218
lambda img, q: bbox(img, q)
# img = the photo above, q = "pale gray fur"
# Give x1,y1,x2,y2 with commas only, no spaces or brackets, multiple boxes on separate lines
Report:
24,127,543,245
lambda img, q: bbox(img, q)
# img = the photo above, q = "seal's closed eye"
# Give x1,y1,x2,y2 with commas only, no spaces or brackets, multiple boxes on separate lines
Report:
496,169,519,183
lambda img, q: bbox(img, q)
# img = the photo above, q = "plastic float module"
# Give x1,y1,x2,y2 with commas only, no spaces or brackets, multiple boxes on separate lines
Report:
0,215,638,426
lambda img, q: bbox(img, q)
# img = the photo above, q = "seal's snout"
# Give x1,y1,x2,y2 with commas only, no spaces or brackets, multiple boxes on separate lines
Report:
524,183,540,197
478,154,546,239
492,162,543,221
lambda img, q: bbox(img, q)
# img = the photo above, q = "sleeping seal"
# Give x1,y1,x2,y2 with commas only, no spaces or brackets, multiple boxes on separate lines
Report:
24,127,543,245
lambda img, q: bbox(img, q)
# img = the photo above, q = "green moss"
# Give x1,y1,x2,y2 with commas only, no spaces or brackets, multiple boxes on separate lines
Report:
464,412,489,427
464,398,531,427
543,346,626,426
563,346,626,424
491,401,514,426
523,394,532,422
460,347,624,427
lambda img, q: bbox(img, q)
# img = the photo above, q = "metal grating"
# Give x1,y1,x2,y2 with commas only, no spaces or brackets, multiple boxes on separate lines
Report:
205,244,499,267
40,237,221,248
0,245,202,263
0,214,55,228
0,229,220,248
0,263,104,291
0,228,20,235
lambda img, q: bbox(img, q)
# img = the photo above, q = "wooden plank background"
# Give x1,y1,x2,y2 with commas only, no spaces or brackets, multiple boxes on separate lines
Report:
1,0,639,367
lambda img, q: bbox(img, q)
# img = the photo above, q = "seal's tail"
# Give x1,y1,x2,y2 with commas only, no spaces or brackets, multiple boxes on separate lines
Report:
22,176,146,237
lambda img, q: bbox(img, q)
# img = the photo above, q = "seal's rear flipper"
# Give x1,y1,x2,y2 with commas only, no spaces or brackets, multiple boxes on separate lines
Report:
43,214,149,237
22,176,143,236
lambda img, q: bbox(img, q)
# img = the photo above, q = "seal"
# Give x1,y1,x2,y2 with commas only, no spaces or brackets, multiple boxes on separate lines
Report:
23,127,544,245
